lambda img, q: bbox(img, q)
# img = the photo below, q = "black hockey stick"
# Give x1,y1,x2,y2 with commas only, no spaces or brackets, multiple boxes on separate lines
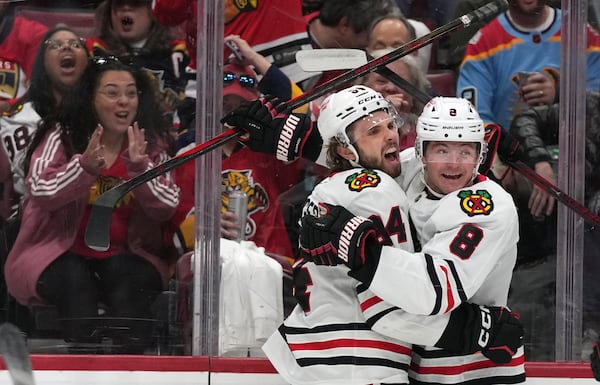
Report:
84,127,242,251
0,323,35,385
84,0,509,250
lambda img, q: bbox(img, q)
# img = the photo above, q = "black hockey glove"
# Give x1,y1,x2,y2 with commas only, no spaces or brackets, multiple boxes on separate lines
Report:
220,95,322,162
299,203,382,270
435,303,523,364
480,123,523,175
591,340,600,381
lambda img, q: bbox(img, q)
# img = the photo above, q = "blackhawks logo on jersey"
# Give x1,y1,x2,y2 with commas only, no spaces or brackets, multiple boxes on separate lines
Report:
345,169,381,192
457,189,493,216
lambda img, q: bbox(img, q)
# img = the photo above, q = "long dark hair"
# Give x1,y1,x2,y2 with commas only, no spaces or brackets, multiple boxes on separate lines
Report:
22,25,90,119
25,58,172,174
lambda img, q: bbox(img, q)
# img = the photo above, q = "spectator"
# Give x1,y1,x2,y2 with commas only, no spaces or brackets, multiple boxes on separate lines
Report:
4,57,179,352
457,0,600,132
394,0,458,29
153,0,310,94
367,13,432,73
0,3,48,114
0,26,89,218
88,0,190,130
360,50,430,150
510,94,600,359
303,0,400,90
171,62,320,260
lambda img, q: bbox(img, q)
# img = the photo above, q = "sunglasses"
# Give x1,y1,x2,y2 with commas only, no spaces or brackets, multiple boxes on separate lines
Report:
223,71,256,89
91,55,134,67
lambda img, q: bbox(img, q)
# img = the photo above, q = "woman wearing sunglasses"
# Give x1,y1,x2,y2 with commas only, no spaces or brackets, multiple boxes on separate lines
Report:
4,57,179,353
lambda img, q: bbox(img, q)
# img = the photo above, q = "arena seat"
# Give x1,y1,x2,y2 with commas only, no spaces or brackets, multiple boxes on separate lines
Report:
15,7,97,38
426,70,457,97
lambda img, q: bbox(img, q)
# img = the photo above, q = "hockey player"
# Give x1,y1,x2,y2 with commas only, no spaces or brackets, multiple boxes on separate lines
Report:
224,86,523,384
298,96,525,384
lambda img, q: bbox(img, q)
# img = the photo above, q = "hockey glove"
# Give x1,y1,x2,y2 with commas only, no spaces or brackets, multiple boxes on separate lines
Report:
435,303,523,364
220,95,322,162
299,203,382,270
591,340,600,381
480,124,523,175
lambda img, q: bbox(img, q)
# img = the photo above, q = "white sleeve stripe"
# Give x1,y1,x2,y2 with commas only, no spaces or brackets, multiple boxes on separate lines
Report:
29,130,86,196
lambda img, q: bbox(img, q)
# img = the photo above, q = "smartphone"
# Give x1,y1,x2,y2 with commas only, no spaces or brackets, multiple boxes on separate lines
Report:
225,40,244,61
517,71,534,86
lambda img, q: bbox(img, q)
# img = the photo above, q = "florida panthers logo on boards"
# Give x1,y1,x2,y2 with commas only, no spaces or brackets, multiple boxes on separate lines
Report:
457,189,493,216
345,169,381,192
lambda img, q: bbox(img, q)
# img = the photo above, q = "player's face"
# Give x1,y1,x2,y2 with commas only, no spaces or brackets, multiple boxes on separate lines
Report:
94,70,139,134
422,141,479,194
43,30,88,96
368,18,410,52
111,2,153,45
351,110,401,178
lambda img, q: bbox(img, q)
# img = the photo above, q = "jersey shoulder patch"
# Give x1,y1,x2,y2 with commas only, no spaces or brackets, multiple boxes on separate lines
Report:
457,189,494,216
344,169,382,192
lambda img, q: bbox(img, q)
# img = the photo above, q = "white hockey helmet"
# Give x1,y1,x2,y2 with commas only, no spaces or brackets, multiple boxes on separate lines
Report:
318,85,398,164
415,96,487,167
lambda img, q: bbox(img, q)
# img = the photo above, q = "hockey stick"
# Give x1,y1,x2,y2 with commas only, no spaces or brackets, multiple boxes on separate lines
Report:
84,0,508,250
295,49,368,72
84,127,242,251
296,48,433,103
0,323,35,385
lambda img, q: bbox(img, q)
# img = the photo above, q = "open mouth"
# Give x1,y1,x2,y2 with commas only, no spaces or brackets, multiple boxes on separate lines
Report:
442,173,462,180
384,147,399,161
121,16,134,26
60,56,75,68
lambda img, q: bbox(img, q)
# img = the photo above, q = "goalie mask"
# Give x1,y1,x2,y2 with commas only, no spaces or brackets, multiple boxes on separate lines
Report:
318,85,402,166
415,96,487,176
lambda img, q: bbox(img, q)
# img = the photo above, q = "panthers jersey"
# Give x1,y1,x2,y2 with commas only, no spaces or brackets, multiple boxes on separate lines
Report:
0,101,39,195
457,7,600,130
263,168,416,385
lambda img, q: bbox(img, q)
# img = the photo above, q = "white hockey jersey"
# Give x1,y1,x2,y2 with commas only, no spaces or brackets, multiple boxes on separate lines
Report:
263,168,415,385
366,149,525,384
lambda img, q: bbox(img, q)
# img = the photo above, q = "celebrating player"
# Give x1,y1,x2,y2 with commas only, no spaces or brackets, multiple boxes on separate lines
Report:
298,96,525,384
222,87,524,384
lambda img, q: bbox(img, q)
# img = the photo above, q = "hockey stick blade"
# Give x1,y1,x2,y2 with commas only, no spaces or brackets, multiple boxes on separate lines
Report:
0,323,35,385
84,127,244,250
296,49,368,72
284,0,508,111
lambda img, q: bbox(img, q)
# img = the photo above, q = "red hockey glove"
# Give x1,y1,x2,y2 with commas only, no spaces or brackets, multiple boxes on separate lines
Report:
436,303,523,364
591,340,600,381
220,95,322,161
299,203,382,270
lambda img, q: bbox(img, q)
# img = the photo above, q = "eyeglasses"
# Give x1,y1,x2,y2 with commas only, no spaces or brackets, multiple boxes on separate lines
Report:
45,38,85,50
97,88,140,100
223,71,256,89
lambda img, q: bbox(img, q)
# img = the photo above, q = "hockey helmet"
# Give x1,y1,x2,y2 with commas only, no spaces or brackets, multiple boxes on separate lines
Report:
415,96,487,167
318,85,399,163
